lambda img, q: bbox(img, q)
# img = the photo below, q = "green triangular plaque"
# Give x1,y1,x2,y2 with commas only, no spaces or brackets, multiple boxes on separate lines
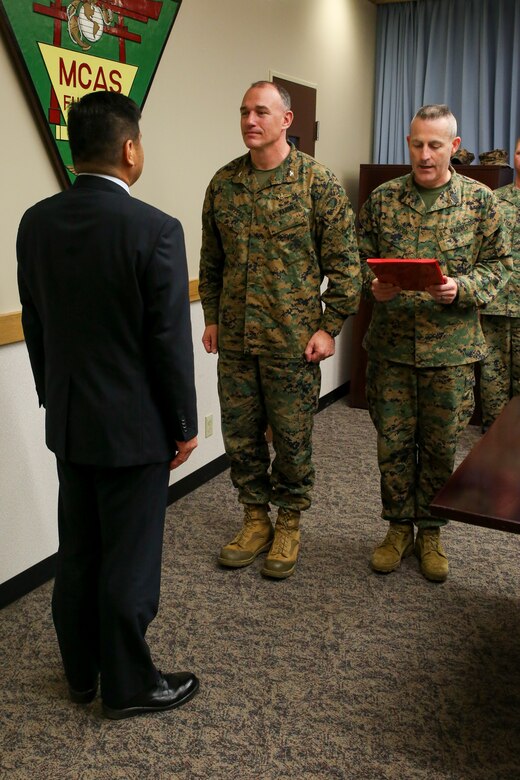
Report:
0,0,182,186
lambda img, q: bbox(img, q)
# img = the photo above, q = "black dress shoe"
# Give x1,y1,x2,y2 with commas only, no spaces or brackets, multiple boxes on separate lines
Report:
69,684,98,704
102,671,199,720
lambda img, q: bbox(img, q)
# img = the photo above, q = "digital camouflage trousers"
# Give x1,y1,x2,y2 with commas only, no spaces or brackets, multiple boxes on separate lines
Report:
366,358,475,528
217,350,321,511
480,315,520,428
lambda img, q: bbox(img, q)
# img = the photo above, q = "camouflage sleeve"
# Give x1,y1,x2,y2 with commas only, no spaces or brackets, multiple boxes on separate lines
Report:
454,192,512,309
198,180,224,326
357,196,378,300
316,175,361,335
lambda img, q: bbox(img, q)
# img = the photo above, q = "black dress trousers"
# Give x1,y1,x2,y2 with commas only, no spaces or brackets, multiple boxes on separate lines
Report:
52,458,170,706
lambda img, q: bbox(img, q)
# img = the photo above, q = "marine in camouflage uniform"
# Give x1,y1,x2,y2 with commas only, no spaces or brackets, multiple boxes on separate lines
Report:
358,104,511,582
479,144,520,429
199,81,360,578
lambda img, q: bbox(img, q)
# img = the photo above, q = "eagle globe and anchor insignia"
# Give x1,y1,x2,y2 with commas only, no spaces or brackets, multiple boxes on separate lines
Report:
67,1,114,50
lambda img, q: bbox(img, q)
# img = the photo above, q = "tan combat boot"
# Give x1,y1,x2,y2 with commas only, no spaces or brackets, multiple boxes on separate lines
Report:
261,508,301,579
218,504,273,568
415,528,449,582
371,522,414,573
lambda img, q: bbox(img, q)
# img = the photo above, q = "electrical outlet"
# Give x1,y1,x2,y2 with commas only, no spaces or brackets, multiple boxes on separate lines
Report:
205,414,213,438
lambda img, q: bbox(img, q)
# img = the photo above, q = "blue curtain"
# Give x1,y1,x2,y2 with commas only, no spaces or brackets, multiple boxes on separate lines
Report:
373,0,520,165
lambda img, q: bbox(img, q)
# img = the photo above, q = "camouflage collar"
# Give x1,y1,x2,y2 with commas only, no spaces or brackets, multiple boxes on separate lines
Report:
498,182,520,205
403,165,462,212
233,143,301,189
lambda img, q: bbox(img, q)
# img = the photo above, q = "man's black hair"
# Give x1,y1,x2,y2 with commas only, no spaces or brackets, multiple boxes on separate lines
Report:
67,91,141,166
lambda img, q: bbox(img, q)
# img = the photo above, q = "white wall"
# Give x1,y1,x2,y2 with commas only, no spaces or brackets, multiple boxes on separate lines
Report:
133,0,376,276
0,344,57,581
0,0,376,586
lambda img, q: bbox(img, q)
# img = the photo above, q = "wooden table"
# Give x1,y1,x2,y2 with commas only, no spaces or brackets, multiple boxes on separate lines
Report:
430,397,520,533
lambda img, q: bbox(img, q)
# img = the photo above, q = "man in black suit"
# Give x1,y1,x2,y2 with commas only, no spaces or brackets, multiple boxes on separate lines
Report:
16,91,199,719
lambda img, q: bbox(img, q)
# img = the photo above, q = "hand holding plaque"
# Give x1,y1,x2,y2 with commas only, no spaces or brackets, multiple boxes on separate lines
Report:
367,258,444,292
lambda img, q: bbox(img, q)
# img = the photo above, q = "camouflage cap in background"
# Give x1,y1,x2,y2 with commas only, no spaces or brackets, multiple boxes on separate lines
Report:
479,149,509,165
451,147,475,164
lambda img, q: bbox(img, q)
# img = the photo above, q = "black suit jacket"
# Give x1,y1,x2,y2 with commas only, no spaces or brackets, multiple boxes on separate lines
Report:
17,175,197,467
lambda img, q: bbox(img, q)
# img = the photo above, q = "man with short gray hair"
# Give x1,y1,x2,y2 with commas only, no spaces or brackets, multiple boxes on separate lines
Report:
358,104,511,582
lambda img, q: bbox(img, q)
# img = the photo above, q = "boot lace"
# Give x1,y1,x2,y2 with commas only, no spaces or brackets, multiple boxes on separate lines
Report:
383,524,411,550
420,531,444,557
270,527,291,557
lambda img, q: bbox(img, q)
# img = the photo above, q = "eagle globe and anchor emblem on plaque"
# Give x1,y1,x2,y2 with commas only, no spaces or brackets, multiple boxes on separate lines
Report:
0,0,183,186
66,1,114,50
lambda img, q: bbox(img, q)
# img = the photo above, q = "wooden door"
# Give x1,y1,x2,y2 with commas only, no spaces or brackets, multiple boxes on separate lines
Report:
272,75,317,157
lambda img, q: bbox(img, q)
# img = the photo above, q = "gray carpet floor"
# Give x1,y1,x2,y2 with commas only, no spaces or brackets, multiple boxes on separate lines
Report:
1,400,519,780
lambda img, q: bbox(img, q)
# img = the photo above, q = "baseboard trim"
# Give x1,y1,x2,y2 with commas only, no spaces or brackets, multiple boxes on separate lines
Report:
318,382,348,412
0,382,349,608
167,452,230,506
0,554,56,609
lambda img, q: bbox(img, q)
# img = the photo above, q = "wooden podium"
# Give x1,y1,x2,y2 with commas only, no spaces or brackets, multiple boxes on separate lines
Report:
349,163,514,409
